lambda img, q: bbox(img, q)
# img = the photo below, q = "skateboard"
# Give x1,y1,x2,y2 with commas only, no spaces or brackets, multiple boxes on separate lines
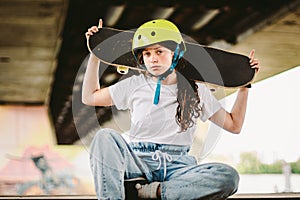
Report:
87,27,255,88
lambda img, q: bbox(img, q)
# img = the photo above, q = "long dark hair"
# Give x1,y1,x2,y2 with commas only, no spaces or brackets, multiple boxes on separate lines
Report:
137,48,202,132
175,59,202,132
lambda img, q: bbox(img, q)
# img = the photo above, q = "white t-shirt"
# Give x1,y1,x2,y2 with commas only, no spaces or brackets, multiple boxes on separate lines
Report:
109,74,221,146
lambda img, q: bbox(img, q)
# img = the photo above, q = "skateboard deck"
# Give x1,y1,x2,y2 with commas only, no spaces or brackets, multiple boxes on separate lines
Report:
87,27,255,88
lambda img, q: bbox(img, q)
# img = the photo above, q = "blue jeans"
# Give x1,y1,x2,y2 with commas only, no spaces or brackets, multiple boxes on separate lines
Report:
90,128,239,200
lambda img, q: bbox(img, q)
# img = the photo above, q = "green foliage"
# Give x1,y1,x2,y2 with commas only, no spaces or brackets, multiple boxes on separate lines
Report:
237,152,263,174
260,160,282,174
291,158,300,174
237,152,300,174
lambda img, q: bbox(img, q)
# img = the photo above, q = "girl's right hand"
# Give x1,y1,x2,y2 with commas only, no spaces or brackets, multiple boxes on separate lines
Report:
85,19,103,40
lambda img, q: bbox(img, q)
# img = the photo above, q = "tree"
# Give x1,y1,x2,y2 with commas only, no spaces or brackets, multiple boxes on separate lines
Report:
291,158,300,174
237,152,262,174
237,152,283,174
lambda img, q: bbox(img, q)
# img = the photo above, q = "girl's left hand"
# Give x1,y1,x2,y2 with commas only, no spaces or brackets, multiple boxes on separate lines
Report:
249,49,260,74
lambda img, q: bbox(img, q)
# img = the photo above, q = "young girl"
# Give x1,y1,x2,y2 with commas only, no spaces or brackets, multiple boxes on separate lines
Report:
84,19,259,200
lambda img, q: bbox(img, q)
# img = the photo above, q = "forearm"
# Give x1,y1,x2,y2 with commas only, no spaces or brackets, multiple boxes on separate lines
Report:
82,54,101,105
229,87,249,133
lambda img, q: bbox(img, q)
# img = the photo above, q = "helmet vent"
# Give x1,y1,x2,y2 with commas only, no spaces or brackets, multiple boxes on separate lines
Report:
151,31,156,36
138,35,141,40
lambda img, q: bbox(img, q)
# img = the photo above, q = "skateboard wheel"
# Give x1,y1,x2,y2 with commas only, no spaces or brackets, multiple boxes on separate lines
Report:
117,66,129,74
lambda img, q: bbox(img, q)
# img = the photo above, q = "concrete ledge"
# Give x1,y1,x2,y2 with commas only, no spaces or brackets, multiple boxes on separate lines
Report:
1,193,300,199
0,196,96,200
230,193,300,199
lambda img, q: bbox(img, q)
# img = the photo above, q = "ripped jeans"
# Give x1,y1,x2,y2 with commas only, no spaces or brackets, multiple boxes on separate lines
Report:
90,128,239,200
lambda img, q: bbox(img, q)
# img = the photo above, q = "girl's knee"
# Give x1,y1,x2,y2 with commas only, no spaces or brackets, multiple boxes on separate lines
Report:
93,128,120,143
218,163,239,195
200,163,239,196
95,128,118,136
90,128,124,164
90,128,118,151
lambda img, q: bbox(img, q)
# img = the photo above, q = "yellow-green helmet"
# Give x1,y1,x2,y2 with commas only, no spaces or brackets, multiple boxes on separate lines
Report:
132,19,186,58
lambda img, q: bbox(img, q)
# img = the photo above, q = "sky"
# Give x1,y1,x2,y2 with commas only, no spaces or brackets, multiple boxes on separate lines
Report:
206,66,300,163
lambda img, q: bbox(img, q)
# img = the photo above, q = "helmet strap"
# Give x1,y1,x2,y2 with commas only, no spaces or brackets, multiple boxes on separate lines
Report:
153,44,184,104
153,78,162,104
